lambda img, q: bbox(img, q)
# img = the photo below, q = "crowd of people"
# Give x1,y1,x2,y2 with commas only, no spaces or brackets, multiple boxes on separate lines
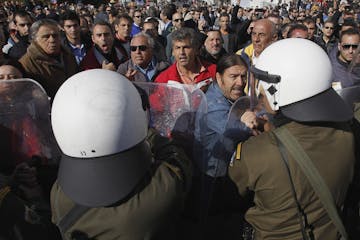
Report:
0,0,359,239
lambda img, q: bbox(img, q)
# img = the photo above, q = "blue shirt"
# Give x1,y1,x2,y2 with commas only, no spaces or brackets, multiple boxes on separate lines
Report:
131,23,142,37
134,58,157,82
68,42,86,65
195,82,252,177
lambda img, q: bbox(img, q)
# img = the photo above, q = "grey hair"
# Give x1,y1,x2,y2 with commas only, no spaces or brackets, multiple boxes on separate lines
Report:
171,27,201,50
29,19,59,42
132,32,155,49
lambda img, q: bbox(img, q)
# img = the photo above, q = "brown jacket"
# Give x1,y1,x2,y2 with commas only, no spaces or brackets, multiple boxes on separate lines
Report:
229,121,355,240
19,42,78,100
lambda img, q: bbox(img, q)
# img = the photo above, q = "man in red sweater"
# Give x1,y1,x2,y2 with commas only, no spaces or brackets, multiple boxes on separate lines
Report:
155,27,216,91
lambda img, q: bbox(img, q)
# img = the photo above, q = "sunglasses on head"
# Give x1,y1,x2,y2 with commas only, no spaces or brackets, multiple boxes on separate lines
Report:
342,44,358,50
130,45,148,52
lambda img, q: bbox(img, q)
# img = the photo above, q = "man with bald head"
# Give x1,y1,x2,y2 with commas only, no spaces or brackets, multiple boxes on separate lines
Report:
236,19,277,66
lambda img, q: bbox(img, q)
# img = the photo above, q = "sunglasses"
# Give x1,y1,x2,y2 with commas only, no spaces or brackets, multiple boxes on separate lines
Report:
173,18,184,22
342,44,358,50
130,45,148,52
324,26,334,30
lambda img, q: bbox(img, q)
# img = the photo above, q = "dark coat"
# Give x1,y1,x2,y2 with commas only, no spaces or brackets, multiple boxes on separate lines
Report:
60,32,92,55
8,34,30,60
199,47,227,64
79,46,127,71
222,32,239,54
161,22,173,37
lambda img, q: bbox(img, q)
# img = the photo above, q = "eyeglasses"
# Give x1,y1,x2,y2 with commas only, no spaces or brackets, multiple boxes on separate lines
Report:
342,44,358,50
134,15,142,18
130,45,148,52
324,26,334,30
173,18,184,22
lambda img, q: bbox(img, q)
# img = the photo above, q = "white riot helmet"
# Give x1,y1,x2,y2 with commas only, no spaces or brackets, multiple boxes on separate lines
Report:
51,69,151,207
251,38,353,122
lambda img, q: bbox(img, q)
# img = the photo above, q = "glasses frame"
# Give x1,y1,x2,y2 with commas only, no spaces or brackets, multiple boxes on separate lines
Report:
130,45,148,52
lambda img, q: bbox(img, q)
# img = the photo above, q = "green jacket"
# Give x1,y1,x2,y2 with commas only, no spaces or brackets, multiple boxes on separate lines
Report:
229,121,355,240
51,129,192,240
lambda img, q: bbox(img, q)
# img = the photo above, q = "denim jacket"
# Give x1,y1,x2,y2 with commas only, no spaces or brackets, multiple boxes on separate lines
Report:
195,83,252,177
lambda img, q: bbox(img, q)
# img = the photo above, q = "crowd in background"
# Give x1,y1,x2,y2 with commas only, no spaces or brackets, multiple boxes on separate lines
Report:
0,0,359,239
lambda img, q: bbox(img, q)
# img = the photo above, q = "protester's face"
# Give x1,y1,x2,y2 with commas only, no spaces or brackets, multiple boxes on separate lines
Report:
128,8,135,18
79,17,89,33
35,25,61,56
323,22,335,37
115,18,132,39
142,22,157,36
63,19,81,40
204,31,222,55
173,38,197,68
304,22,315,39
85,16,93,27
130,35,152,68
217,64,247,101
172,13,184,29
237,8,244,18
92,24,114,54
133,11,142,25
0,65,23,94
291,9,298,18
267,16,281,31
0,65,22,80
15,15,32,36
289,29,308,39
193,11,201,21
252,20,276,57
338,34,359,63
219,16,230,30
297,11,306,20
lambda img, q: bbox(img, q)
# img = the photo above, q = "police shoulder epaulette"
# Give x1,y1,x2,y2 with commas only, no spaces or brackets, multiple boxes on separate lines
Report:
229,142,242,167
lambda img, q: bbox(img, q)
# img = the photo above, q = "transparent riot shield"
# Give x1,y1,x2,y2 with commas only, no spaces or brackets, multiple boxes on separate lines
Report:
337,86,360,108
0,79,61,239
136,81,207,143
136,82,210,234
336,86,360,121
0,79,60,171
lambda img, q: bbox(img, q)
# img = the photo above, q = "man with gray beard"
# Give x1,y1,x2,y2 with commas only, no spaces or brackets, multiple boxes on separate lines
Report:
200,29,227,64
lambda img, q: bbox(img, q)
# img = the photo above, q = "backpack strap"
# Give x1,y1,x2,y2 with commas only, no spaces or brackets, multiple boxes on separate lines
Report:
57,204,90,237
53,187,90,240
